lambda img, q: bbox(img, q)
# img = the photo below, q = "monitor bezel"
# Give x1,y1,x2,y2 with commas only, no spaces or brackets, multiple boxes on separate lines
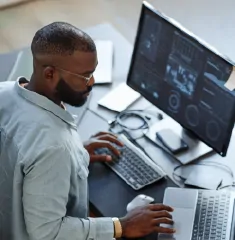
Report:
126,1,235,156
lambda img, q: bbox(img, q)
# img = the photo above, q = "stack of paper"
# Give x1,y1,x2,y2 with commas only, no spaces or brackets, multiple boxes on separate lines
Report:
98,83,141,112
94,40,113,84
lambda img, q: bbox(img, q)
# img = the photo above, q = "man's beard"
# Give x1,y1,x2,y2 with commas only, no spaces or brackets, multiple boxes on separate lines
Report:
55,78,92,107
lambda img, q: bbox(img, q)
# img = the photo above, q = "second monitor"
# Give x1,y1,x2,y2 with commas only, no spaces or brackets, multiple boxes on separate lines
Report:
127,1,235,158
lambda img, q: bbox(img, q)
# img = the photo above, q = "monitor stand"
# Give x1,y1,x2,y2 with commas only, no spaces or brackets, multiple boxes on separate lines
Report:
145,117,213,165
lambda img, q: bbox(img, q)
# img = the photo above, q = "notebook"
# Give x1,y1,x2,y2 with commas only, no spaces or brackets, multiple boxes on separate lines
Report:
98,83,141,112
94,40,114,84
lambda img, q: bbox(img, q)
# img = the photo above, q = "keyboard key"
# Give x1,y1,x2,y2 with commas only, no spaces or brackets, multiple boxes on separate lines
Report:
129,177,135,184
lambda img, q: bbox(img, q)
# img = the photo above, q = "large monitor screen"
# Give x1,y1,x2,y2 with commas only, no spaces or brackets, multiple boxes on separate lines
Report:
127,1,235,156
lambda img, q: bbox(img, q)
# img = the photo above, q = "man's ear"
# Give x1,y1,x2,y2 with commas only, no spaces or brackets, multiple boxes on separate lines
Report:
43,66,59,89
43,66,55,80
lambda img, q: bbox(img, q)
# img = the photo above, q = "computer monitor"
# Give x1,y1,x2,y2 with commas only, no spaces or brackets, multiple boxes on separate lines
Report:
127,1,235,157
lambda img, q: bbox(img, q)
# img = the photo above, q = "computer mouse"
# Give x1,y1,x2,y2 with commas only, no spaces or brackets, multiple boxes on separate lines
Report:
126,194,154,212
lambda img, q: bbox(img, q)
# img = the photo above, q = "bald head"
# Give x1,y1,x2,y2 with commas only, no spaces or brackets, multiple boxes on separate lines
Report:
31,22,96,56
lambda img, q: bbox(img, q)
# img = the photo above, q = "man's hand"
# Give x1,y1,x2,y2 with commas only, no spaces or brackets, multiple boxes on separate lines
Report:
119,204,175,238
84,132,124,163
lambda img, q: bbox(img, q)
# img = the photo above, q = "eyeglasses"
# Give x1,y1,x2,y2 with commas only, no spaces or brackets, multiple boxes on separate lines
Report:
43,65,93,83
55,66,93,83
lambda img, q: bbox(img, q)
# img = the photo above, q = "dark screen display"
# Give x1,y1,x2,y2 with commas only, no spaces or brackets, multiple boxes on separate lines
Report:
127,4,235,156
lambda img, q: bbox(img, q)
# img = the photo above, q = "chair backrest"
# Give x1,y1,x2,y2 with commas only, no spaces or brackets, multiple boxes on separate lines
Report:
0,128,14,239
0,51,18,82
6,47,33,82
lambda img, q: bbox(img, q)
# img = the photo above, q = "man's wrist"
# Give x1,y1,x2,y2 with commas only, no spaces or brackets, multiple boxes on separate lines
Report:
112,217,122,238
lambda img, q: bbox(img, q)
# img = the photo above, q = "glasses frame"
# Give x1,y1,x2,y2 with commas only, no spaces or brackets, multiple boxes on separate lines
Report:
43,65,93,83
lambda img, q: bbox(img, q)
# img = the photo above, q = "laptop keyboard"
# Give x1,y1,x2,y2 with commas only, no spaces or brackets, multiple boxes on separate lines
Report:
192,191,231,240
94,134,166,190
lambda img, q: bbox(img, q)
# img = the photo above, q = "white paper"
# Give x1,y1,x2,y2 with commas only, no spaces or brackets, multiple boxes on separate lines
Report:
94,40,113,84
98,83,140,112
224,68,235,91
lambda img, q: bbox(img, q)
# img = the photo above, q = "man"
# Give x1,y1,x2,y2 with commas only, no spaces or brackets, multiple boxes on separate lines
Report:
0,22,175,240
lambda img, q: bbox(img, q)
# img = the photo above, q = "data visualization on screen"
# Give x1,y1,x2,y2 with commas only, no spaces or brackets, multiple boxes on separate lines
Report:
127,2,235,156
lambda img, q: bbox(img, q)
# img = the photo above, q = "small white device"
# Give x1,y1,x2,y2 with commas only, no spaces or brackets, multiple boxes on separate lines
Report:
126,194,154,212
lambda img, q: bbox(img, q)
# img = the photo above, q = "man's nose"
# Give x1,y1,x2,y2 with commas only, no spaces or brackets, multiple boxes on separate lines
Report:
87,76,95,86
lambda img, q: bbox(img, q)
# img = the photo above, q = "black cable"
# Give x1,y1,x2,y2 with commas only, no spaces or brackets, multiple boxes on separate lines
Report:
116,111,149,130
173,162,235,189
109,109,163,134
108,109,156,140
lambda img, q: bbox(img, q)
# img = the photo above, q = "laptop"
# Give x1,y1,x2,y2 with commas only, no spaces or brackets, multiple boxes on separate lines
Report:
159,187,235,240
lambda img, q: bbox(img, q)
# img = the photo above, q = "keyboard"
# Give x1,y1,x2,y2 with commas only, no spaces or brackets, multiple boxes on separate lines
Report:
94,134,166,190
192,190,231,240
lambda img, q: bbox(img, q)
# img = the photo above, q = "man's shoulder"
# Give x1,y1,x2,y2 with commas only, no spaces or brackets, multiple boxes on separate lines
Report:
0,81,15,94
0,81,14,87
0,81,20,112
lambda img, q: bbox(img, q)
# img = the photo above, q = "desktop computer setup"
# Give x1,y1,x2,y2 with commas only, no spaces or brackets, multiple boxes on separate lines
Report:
127,3,235,159
95,1,235,240
97,0,235,189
